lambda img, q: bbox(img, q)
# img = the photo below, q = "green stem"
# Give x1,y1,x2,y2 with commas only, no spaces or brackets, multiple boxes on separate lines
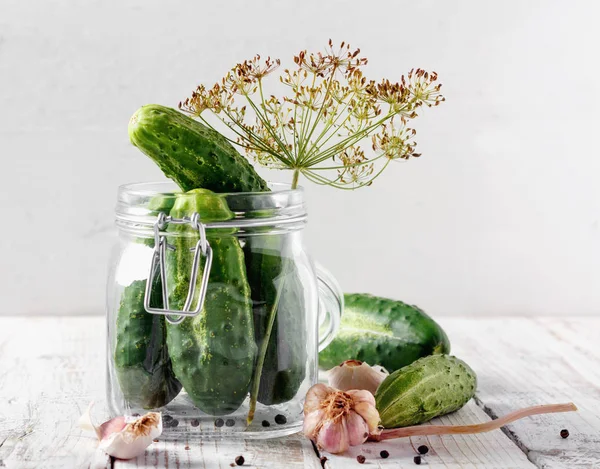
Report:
291,169,300,189
246,257,289,425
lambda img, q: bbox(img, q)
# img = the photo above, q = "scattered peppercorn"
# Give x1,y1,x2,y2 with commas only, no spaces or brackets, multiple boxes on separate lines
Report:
274,414,287,425
170,419,179,428
414,455,422,465
226,419,236,427
319,456,328,468
163,415,173,422
235,455,245,466
184,445,190,451
380,450,389,459
190,419,200,427
262,420,271,427
215,418,225,427
356,454,366,464
560,429,569,439
418,445,429,455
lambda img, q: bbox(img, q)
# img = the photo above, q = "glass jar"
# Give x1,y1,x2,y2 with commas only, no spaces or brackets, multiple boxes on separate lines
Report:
106,182,342,439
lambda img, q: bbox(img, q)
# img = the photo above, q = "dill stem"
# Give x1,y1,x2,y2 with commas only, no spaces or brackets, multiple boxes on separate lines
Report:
291,169,300,189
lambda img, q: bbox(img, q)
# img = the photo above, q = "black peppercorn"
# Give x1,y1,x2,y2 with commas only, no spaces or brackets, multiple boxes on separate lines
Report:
261,420,271,427
418,445,429,454
163,415,173,422
356,454,366,464
170,419,179,428
560,429,569,438
380,450,389,458
226,419,236,427
274,414,287,425
414,455,422,465
190,419,200,427
215,418,225,427
235,455,245,466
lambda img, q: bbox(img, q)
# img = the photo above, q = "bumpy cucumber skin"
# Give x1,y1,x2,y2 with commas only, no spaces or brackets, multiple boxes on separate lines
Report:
114,278,182,409
319,293,451,372
128,105,269,193
375,354,477,428
165,189,257,415
244,236,307,405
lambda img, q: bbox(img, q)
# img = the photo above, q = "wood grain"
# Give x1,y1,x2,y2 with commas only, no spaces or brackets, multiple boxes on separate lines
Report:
1,317,599,469
444,317,600,469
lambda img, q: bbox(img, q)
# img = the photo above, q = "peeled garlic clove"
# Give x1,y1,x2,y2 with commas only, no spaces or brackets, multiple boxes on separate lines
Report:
303,409,324,438
346,410,370,446
317,419,349,454
327,360,388,394
79,402,162,459
304,383,335,414
99,413,162,459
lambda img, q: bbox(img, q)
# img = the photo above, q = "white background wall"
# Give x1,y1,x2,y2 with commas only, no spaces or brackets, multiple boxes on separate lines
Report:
1,0,599,316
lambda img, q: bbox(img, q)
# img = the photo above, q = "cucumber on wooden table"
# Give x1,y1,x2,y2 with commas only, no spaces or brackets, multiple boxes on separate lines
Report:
319,293,450,372
375,354,477,428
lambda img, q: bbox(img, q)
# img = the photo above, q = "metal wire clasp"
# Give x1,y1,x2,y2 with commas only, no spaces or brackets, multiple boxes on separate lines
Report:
143,212,213,325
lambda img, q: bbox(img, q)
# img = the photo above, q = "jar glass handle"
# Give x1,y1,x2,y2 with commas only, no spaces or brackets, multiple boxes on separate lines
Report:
316,262,343,352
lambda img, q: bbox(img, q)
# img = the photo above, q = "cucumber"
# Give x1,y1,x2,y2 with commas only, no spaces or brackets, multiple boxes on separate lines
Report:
114,277,182,409
375,354,477,428
128,104,269,193
319,293,450,372
244,235,307,405
165,189,257,415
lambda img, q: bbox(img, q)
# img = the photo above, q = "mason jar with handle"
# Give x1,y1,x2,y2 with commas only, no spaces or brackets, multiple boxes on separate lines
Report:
106,181,342,439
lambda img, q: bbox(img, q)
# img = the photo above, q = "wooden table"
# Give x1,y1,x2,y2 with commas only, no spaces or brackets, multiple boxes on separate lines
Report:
0,316,598,469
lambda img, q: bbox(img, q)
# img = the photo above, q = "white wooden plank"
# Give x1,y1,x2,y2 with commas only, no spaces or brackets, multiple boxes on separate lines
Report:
442,317,600,469
0,317,110,469
2,317,599,469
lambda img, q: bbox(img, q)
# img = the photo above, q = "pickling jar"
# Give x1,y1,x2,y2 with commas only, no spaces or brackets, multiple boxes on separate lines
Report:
106,182,342,438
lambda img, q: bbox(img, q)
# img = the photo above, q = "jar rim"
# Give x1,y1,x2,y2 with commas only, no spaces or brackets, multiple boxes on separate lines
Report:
115,181,307,236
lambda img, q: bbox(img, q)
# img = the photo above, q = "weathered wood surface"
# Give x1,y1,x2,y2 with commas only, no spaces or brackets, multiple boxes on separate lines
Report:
0,317,597,469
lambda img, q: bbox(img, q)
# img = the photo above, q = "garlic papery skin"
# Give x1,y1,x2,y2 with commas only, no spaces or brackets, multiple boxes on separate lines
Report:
327,360,388,394
303,384,381,454
79,402,162,459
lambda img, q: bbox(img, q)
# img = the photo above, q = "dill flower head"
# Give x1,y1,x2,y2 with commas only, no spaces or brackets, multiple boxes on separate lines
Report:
179,40,444,189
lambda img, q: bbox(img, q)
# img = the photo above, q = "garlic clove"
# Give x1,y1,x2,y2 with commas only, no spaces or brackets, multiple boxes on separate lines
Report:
353,401,381,435
346,410,370,446
346,389,376,407
327,360,388,394
317,419,349,454
99,413,162,459
79,402,162,459
304,383,335,414
303,409,325,438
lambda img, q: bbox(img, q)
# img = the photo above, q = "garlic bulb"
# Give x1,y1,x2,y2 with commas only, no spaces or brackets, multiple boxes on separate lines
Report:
79,402,162,459
303,383,381,454
327,360,389,394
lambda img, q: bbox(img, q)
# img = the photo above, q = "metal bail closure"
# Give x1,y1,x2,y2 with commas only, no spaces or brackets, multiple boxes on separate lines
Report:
143,212,213,325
